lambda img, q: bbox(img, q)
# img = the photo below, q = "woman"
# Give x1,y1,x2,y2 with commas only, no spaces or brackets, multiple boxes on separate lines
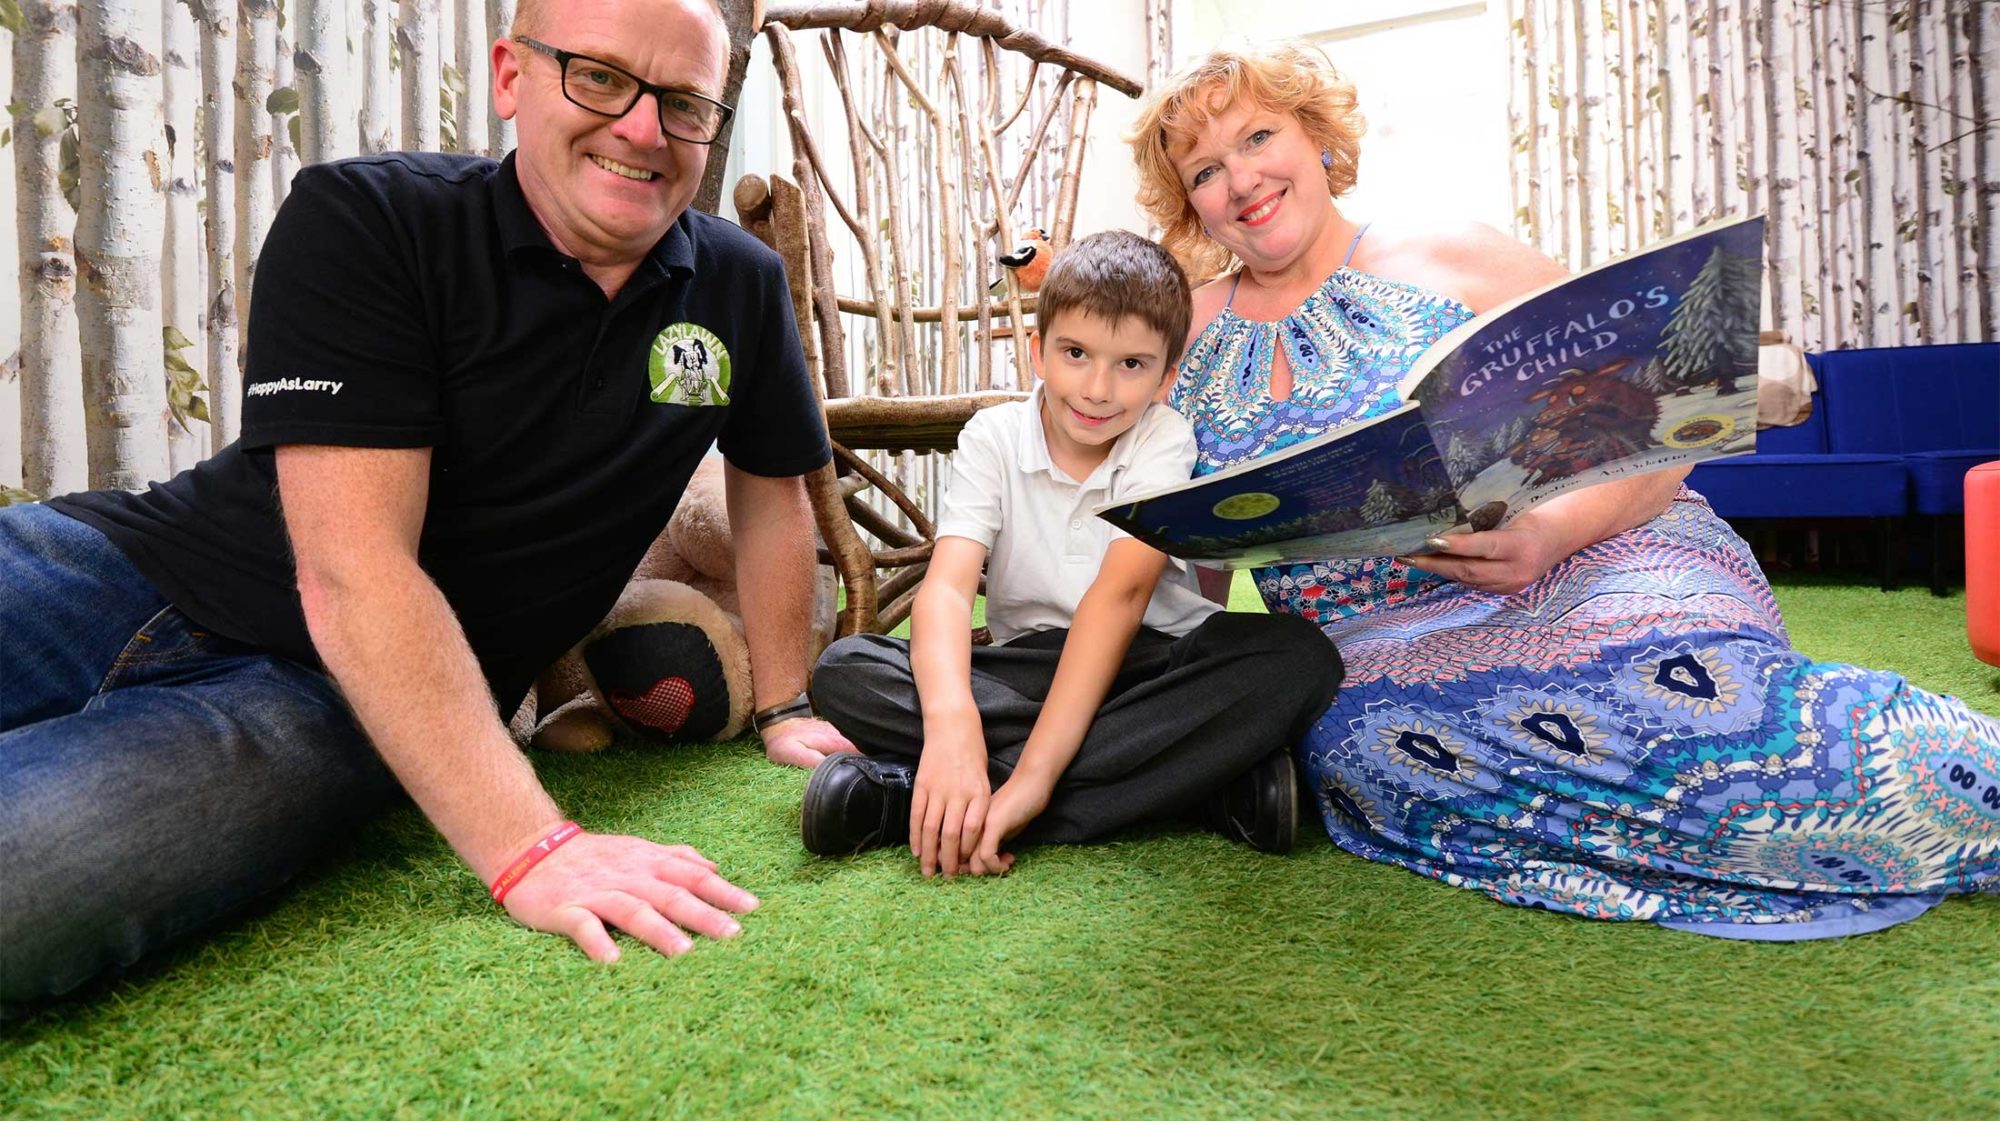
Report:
1130,41,1999,938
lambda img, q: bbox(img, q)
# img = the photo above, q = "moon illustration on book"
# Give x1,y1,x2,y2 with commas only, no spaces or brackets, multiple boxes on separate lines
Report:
1212,492,1281,520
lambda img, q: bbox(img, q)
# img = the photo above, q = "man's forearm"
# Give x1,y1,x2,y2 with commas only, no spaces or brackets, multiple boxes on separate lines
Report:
301,563,561,883
729,475,818,710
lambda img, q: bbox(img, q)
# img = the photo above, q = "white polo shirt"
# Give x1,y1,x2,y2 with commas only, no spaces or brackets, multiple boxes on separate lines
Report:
934,386,1221,644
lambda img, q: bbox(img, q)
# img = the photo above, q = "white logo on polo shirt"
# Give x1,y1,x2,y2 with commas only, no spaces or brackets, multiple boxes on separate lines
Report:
246,377,345,398
648,323,732,406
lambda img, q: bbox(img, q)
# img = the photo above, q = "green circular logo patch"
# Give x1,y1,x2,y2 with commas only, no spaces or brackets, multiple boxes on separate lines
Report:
648,323,732,406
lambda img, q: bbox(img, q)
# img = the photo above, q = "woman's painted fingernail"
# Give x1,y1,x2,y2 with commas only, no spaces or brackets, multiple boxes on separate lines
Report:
1425,537,1451,551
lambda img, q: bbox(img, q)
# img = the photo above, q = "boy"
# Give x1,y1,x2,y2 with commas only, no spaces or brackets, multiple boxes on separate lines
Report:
804,231,1343,876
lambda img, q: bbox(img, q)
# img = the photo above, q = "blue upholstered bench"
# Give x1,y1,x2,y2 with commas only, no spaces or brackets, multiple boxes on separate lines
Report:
1687,342,1999,594
1686,357,1906,589
1820,343,1999,593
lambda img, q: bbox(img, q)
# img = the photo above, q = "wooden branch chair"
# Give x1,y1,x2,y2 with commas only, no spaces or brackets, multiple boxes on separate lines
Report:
733,0,1143,638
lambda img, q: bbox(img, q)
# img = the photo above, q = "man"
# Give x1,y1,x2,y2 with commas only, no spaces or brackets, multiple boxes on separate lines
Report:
0,0,851,1007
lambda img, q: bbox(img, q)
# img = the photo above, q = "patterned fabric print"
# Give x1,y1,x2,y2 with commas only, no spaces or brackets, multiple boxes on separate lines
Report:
1173,268,1477,616
1172,267,1475,467
1179,269,2000,937
1302,617,2000,932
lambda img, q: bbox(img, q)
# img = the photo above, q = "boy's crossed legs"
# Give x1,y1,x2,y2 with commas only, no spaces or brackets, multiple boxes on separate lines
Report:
805,611,1342,860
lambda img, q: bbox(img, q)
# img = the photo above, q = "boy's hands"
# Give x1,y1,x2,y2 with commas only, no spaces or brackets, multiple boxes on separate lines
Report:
969,775,1051,875
911,724,991,878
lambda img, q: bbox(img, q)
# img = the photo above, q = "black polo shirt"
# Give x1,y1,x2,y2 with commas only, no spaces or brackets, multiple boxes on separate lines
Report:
53,152,830,711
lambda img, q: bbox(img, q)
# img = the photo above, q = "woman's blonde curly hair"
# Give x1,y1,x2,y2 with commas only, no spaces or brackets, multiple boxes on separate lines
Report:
1128,41,1365,282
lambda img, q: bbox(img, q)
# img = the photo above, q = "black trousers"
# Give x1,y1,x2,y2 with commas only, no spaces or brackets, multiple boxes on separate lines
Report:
810,611,1343,845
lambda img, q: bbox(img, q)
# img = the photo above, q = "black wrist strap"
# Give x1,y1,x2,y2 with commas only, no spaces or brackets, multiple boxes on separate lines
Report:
752,693,814,734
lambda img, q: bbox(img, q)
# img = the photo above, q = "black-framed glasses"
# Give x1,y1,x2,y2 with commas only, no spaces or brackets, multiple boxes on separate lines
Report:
514,37,734,144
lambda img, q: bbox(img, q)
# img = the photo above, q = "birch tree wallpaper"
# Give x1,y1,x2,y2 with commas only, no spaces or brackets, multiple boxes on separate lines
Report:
0,0,1992,494
1506,0,1994,352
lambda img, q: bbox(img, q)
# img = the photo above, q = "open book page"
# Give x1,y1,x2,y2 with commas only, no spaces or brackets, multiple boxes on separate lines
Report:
1405,215,1765,524
1097,215,1766,567
1097,405,1453,566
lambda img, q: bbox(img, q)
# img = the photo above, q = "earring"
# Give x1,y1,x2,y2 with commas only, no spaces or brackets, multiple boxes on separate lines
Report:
1202,224,1212,237
1321,148,1335,169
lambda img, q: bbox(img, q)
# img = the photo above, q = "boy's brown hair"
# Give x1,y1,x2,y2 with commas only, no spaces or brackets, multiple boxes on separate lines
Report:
1034,230,1194,374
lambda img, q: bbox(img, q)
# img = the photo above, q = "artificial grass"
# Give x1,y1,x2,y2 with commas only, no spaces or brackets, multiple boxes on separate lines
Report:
3,575,1995,1121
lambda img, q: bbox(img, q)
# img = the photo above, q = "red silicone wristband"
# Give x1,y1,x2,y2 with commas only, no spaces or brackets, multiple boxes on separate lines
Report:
489,821,583,904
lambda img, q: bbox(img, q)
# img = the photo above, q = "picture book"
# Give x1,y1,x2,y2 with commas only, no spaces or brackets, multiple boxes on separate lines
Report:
1098,215,1767,567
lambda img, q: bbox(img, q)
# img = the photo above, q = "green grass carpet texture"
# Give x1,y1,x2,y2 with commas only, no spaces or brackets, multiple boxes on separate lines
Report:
5,575,1996,1121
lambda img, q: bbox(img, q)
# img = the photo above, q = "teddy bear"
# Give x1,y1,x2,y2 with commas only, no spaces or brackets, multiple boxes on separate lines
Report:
514,455,839,753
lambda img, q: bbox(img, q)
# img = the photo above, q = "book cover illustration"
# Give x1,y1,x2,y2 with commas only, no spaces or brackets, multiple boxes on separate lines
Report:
1099,216,1766,567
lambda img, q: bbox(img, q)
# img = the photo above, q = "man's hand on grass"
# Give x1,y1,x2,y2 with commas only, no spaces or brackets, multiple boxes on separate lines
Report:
500,831,759,962
911,727,991,879
760,716,857,769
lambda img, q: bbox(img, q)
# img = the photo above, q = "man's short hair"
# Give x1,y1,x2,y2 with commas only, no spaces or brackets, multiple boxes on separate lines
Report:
512,0,726,43
1034,230,1193,374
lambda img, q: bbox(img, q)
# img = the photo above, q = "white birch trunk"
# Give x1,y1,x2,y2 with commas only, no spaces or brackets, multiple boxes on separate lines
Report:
1738,0,1765,215
1713,1,1744,216
454,0,488,154
1763,0,1802,340
1947,0,1978,340
1793,0,1825,346
296,0,350,164
359,0,394,154
487,0,515,155
1553,0,1575,264
1507,0,1531,242
1911,2,1948,341
1667,0,1695,231
75,0,171,490
1627,1,1652,243
400,0,442,151
199,0,240,444
1641,0,1664,236
271,0,297,204
1611,0,1636,252
1858,1,1901,345
0,29,14,490
235,0,277,371
1976,0,2000,340
1817,0,1851,348
163,0,207,468
1886,3,1917,342
1835,0,1865,344
1572,0,1601,264
12,0,88,496
1528,0,1559,256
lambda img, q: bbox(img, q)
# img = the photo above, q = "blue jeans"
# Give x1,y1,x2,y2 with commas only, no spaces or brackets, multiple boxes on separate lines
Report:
0,504,398,1008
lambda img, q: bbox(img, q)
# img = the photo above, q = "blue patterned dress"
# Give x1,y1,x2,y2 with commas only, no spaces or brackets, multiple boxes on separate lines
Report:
1172,264,2000,938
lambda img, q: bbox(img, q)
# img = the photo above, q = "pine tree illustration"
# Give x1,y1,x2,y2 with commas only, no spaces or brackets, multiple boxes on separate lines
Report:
1629,357,1674,395
1662,247,1759,394
1490,416,1531,458
1359,479,1402,526
1721,251,1763,392
1446,432,1485,481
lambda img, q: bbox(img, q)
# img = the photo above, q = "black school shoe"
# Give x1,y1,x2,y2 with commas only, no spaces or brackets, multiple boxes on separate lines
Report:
801,753,916,856
1203,750,1301,855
